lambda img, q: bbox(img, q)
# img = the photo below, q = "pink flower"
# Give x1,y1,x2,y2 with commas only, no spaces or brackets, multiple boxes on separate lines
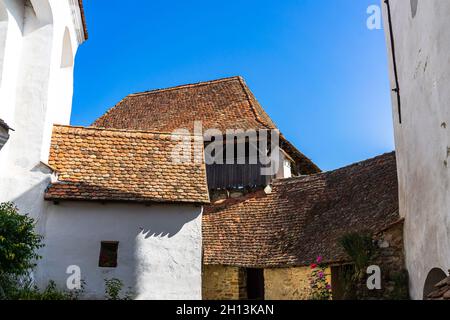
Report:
318,272,324,278
316,256,322,263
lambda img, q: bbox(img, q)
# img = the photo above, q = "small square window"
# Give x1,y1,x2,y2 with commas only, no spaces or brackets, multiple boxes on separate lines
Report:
99,241,119,268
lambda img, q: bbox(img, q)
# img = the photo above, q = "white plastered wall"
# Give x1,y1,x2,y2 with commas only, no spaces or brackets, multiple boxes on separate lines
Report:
382,0,450,299
37,202,203,300
0,0,84,234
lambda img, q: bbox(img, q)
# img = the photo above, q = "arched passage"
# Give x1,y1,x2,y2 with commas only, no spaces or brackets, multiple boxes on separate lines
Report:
423,268,447,299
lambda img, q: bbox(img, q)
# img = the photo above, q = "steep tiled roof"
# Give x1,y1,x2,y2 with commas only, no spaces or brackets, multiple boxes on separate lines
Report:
427,275,450,300
92,76,320,174
45,125,209,204
93,76,276,132
203,152,399,267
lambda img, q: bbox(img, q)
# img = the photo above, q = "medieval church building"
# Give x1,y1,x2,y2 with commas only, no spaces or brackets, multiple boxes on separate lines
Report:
0,0,448,300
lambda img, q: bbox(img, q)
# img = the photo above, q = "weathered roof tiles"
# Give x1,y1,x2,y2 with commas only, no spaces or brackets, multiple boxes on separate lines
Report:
203,152,399,268
92,76,320,174
45,125,209,204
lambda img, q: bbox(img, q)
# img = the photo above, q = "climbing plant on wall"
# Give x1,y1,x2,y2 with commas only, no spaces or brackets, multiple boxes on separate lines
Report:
309,256,332,300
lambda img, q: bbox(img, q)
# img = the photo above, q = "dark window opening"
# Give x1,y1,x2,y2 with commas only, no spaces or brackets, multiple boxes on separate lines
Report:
246,268,265,300
99,241,119,268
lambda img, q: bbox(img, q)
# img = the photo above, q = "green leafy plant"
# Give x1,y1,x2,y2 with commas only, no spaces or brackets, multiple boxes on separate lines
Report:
309,256,332,300
388,270,409,300
339,232,376,277
5,278,85,300
104,278,133,300
0,202,44,298
338,232,379,299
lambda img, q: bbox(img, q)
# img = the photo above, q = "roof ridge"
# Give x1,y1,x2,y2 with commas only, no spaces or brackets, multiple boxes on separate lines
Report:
92,76,244,127
128,76,243,98
53,124,203,137
272,151,396,185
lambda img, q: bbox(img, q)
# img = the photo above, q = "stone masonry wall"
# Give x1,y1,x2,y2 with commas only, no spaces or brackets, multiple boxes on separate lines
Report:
202,265,246,300
349,220,408,300
264,267,331,300
371,220,408,299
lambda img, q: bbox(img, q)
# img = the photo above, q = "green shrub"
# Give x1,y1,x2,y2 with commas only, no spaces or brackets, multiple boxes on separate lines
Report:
388,270,409,300
104,278,133,300
0,202,44,298
5,279,85,300
309,256,332,300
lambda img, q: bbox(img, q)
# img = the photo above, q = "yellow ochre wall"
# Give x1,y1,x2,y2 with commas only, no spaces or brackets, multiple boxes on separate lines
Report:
202,265,331,300
202,265,247,300
264,267,331,300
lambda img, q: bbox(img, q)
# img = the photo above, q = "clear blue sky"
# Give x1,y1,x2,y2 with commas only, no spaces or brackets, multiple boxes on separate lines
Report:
72,0,394,171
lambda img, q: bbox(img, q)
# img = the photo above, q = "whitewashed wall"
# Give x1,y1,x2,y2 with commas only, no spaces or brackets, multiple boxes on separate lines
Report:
0,0,84,233
36,202,203,300
382,0,450,299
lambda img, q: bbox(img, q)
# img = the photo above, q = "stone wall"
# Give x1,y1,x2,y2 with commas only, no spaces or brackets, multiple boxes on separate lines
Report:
264,267,328,300
335,220,408,300
202,265,332,300
202,265,246,300
371,220,408,299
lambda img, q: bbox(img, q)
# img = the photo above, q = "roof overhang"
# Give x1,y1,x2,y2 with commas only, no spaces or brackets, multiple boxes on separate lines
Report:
0,119,12,151
70,0,88,44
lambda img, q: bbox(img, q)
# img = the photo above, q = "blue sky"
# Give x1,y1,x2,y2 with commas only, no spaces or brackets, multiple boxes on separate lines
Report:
72,0,394,171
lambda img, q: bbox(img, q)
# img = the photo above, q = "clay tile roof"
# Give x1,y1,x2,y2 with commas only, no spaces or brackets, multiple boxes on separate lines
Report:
78,0,88,40
427,275,450,300
45,125,209,204
92,76,320,174
203,152,399,268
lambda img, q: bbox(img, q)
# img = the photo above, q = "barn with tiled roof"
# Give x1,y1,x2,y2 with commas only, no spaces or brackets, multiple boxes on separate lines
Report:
202,152,406,300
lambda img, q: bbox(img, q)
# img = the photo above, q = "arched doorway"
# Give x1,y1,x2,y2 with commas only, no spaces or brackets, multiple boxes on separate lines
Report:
423,268,447,299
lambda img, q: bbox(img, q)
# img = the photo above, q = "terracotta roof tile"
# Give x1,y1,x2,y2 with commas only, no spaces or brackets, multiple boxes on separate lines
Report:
78,0,88,40
45,125,209,204
92,76,320,174
203,152,399,267
93,76,275,132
